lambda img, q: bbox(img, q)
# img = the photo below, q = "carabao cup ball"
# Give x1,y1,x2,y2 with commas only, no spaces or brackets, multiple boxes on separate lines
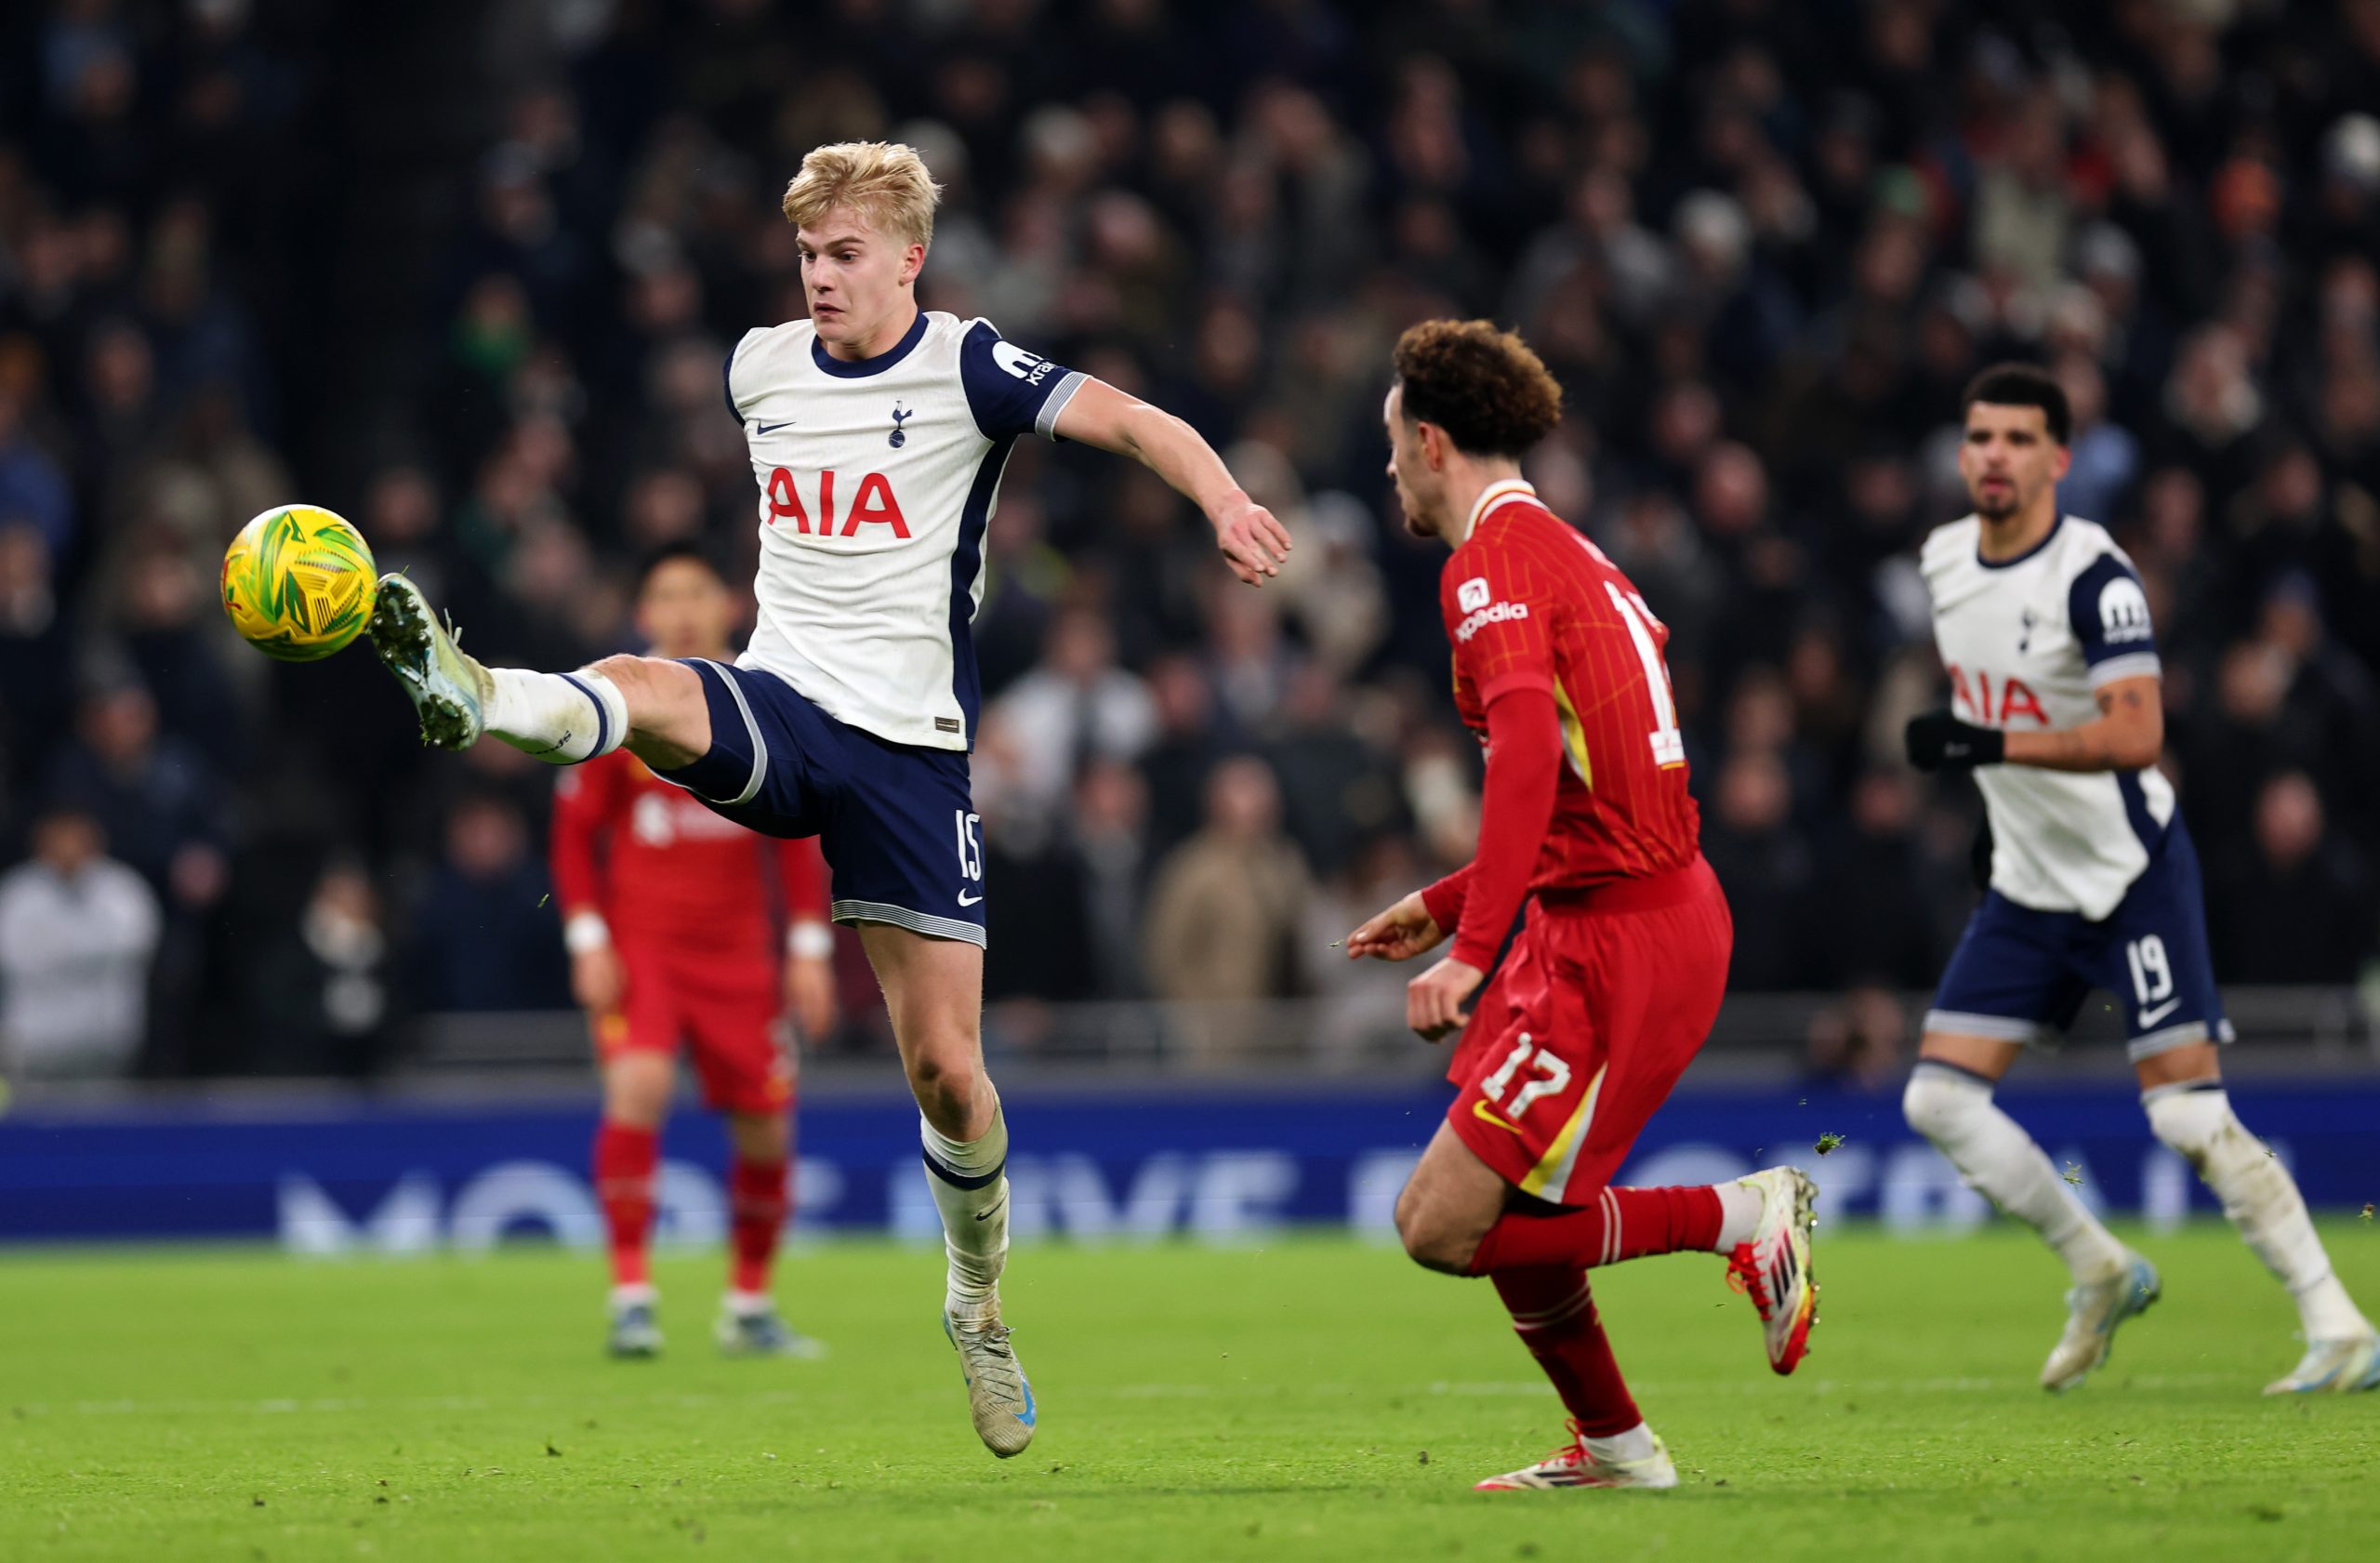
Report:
220,504,378,662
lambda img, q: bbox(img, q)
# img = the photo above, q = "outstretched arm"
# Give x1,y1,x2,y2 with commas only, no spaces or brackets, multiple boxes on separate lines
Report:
1053,378,1292,586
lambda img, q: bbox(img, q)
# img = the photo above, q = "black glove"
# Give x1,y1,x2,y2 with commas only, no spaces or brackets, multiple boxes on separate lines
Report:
1905,709,2004,772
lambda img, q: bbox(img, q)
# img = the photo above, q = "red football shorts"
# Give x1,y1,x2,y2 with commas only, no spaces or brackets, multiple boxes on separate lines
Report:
596,938,792,1115
1447,857,1731,1207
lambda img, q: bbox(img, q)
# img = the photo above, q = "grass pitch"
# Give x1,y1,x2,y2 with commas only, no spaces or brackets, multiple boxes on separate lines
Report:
5,1225,2375,1562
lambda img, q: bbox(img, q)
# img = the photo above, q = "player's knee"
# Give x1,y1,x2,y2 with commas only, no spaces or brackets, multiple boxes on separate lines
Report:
2143,1084,2233,1167
902,1044,984,1127
1902,1065,1986,1143
1393,1186,1474,1275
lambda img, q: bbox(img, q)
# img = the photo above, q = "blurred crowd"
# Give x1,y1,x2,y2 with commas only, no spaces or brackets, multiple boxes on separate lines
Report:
5,0,2380,1081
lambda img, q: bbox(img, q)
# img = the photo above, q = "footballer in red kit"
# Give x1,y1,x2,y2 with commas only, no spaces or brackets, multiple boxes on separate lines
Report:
552,543,839,1359
1345,321,1820,1492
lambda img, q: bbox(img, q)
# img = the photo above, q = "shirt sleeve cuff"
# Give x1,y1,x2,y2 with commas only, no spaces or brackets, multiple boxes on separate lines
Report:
2087,653,2162,688
1036,371,1088,440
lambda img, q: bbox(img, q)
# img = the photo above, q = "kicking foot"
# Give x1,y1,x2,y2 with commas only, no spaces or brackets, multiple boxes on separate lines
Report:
2265,1333,2380,1395
1726,1165,1819,1374
714,1300,827,1359
944,1305,1036,1458
2041,1252,2160,1392
1474,1422,1678,1490
368,573,491,749
607,1294,663,1359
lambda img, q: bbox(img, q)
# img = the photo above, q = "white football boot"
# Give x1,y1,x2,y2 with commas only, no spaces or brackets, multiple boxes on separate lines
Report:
2041,1252,2161,1391
367,573,491,750
2265,1333,2380,1395
1726,1166,1819,1374
1474,1423,1678,1491
944,1305,1036,1457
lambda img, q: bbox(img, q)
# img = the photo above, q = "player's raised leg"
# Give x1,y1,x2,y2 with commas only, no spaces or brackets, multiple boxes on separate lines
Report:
593,1047,671,1358
367,573,710,769
712,1107,825,1358
1902,1035,2155,1390
2135,1045,2377,1394
861,924,1033,1456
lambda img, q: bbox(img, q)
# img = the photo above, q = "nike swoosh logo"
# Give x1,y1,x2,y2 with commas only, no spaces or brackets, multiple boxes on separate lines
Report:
2137,998,2183,1029
1471,1099,1523,1135
974,1194,1007,1223
755,420,794,434
957,891,982,907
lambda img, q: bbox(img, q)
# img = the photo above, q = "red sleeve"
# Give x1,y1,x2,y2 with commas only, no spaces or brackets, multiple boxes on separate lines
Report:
1448,686,1562,972
549,757,621,920
1419,863,1471,934
1443,540,1559,707
774,835,831,923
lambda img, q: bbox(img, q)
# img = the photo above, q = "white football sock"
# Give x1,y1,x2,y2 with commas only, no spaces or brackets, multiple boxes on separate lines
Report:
1583,1423,1657,1464
2143,1083,2371,1341
1904,1064,2129,1283
1713,1183,1765,1250
484,667,628,763
921,1106,1010,1321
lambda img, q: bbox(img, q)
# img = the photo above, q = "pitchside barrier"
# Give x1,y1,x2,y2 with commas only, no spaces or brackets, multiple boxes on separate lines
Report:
1,1071,2373,1251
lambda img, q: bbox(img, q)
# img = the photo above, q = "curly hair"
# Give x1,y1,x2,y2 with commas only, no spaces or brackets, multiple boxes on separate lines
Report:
1391,319,1564,458
781,140,942,249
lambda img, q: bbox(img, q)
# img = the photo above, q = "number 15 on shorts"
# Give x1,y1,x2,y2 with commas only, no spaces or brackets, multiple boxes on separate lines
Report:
955,810,984,903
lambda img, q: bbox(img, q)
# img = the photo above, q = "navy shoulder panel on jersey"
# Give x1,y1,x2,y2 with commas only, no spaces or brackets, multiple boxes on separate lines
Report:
2066,550,2160,675
722,342,742,426
958,320,1079,442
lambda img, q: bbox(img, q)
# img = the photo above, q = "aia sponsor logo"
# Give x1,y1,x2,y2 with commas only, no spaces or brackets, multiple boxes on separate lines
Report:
1948,663,2048,726
761,468,910,537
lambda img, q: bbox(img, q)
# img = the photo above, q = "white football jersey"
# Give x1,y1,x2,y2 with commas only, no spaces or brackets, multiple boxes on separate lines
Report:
1920,514,2170,920
725,310,1085,750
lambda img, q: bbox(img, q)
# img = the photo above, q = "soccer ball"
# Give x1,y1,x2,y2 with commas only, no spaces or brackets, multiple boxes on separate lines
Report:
220,504,379,662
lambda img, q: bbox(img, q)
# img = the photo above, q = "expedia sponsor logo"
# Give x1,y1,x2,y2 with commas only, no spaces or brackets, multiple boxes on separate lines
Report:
1456,600,1529,642
1456,576,1492,613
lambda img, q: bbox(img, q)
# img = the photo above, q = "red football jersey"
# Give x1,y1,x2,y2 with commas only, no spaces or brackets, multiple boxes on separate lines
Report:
551,751,829,960
1440,480,1701,889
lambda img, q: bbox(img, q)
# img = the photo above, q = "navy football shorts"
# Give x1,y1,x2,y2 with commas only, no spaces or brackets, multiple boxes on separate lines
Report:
1925,819,2232,1062
658,658,986,947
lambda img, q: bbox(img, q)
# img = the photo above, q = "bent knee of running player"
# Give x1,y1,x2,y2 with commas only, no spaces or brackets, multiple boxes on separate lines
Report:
1395,1126,1509,1274
585,654,711,767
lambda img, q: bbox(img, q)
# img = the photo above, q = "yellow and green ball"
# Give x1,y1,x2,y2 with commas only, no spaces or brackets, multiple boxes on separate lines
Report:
220,504,377,662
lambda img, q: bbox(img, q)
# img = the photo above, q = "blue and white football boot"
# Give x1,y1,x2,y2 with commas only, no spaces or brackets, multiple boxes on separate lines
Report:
2265,1332,2380,1395
944,1303,1036,1457
2041,1251,2161,1391
715,1299,827,1359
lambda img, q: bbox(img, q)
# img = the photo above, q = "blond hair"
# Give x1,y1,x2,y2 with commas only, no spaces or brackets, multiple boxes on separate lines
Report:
780,141,941,250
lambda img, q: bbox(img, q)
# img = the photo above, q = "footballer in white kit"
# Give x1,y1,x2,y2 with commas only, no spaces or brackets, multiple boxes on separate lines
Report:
363,141,1293,1457
1901,364,2375,1397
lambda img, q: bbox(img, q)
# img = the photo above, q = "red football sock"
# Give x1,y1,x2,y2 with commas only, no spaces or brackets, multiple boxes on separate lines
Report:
1467,1185,1725,1278
1492,1269,1641,1437
728,1157,790,1296
594,1121,660,1290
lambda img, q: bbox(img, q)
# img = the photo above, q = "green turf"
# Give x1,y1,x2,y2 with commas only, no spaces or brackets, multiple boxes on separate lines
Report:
5,1224,2375,1562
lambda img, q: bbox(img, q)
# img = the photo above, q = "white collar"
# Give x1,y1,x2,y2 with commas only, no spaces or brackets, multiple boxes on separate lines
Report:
1462,477,1538,542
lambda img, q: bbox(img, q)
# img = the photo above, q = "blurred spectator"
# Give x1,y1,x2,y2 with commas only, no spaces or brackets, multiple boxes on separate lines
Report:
1142,757,1313,1009
986,605,1157,833
248,858,395,1078
0,807,159,1080
1699,751,1810,991
1803,986,1910,1093
44,680,227,911
2211,772,2375,985
410,793,567,1013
